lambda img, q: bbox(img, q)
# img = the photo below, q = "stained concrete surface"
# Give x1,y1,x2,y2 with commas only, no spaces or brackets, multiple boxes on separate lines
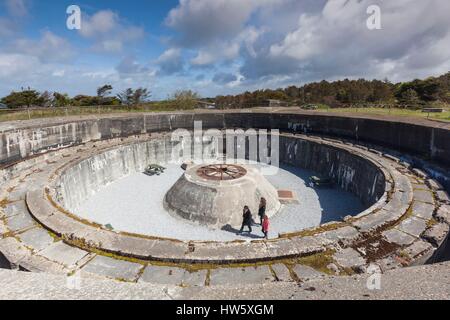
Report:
139,266,207,286
1,261,449,300
80,255,143,282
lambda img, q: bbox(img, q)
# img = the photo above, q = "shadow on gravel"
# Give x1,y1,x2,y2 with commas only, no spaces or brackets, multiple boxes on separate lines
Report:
221,224,264,239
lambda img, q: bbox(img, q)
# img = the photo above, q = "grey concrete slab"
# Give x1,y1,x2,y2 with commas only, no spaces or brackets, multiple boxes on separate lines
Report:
435,205,449,224
81,255,143,282
38,241,88,267
333,248,366,270
8,185,28,201
352,210,396,233
376,256,402,272
209,266,274,286
270,264,293,282
427,179,443,191
412,168,427,179
411,201,435,220
182,270,208,287
0,237,30,265
5,212,36,232
413,189,434,204
139,265,207,287
403,240,434,261
0,223,7,235
292,264,326,281
320,226,360,246
17,227,55,252
422,223,449,247
382,229,416,246
436,191,450,204
412,183,430,191
2,201,29,218
396,217,427,238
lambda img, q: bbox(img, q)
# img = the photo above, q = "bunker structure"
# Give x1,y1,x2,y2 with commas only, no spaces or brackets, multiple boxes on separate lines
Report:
0,111,449,298
164,163,281,228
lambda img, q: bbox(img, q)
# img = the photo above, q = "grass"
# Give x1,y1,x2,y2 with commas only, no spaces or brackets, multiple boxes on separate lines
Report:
313,106,450,122
1,105,449,123
295,249,337,275
0,103,193,122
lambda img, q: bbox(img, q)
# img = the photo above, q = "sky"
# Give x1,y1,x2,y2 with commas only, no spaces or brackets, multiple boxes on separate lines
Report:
0,0,449,100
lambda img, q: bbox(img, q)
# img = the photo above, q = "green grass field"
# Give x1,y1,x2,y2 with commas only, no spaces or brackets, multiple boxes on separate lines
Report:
313,106,450,122
0,105,449,123
0,103,186,122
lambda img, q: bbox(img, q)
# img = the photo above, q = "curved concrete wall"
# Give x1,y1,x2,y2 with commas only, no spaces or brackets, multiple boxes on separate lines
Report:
0,112,448,190
55,135,385,217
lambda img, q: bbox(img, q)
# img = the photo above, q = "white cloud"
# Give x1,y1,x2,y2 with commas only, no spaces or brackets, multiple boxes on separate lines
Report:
166,0,280,47
79,10,145,53
0,52,157,98
5,0,28,17
0,18,17,38
191,43,239,66
9,31,74,63
0,53,39,78
79,10,117,38
156,49,184,75
238,0,450,83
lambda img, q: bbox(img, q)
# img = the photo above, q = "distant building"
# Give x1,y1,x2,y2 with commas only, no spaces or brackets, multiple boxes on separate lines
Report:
0,103,8,109
261,99,288,107
197,100,217,109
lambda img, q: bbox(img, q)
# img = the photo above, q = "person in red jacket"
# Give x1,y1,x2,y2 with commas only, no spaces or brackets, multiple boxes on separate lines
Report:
262,214,270,240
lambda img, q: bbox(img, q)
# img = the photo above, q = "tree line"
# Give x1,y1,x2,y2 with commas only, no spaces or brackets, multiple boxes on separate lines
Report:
215,72,450,109
1,72,448,110
0,85,152,109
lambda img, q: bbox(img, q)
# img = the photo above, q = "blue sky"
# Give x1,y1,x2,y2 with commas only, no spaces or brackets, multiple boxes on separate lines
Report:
0,0,449,100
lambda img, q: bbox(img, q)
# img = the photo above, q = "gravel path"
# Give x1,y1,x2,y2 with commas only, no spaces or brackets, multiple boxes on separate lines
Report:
76,164,364,241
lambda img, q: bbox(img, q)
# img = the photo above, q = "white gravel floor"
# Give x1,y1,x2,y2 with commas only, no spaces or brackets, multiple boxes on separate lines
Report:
76,163,365,241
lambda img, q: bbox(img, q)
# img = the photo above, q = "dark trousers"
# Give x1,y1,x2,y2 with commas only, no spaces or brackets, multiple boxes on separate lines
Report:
240,222,252,233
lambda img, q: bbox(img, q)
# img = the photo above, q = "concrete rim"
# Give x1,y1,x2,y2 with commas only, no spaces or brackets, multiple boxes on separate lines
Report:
23,132,420,264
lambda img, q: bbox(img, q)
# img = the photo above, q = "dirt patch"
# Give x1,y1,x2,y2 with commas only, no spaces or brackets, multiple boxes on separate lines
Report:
351,235,400,263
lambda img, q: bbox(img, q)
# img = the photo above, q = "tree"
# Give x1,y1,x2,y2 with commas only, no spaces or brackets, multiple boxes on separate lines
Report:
132,87,151,105
117,88,134,106
117,88,151,106
53,92,70,107
97,84,113,105
170,90,200,109
39,91,53,107
71,95,101,106
97,84,113,98
0,89,41,109
399,88,421,107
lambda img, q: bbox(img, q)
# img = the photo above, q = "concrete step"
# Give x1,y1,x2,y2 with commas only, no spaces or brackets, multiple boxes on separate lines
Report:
0,261,448,300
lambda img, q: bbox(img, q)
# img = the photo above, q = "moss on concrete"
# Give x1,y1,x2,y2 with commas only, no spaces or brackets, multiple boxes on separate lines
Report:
0,198,11,209
295,249,336,275
279,222,346,239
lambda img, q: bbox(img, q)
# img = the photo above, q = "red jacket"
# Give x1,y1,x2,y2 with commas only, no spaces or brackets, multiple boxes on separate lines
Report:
262,217,270,232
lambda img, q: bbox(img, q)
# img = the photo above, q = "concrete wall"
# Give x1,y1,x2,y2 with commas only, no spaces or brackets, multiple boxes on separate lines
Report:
55,135,384,214
0,113,448,189
279,136,385,205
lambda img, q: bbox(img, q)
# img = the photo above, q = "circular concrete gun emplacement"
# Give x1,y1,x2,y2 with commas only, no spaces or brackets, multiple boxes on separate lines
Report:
164,163,281,228
0,111,449,288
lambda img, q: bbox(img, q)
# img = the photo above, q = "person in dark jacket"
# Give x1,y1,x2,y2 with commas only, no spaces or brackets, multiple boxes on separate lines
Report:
258,198,267,225
239,206,253,233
